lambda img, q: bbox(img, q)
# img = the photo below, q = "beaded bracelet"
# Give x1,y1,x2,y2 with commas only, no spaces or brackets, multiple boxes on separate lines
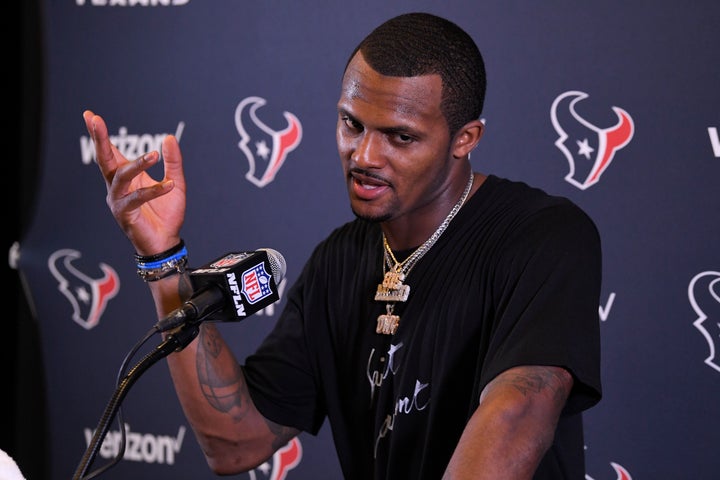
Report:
135,240,188,282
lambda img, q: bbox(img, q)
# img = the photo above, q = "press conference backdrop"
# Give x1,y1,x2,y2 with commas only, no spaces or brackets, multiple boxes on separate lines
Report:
15,1,719,478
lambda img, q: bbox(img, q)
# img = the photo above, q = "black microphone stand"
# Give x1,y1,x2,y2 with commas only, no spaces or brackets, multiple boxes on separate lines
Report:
72,322,200,480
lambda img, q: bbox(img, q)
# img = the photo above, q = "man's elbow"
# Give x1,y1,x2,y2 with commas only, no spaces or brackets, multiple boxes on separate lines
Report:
201,438,273,475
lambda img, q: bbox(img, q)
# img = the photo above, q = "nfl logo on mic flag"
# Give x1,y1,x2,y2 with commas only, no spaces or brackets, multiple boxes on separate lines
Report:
189,251,280,322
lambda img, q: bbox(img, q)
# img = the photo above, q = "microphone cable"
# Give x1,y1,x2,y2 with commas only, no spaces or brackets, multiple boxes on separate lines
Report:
80,326,159,479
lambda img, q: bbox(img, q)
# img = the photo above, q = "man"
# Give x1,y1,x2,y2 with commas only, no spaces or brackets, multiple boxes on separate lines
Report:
84,12,601,479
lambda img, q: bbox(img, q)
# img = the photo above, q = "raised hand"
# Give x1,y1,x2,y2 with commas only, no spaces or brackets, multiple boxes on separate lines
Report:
83,110,187,256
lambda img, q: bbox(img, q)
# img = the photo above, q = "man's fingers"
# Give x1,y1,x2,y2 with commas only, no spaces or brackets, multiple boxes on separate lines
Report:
109,180,174,223
83,110,122,180
86,111,160,182
161,134,186,190
107,151,161,196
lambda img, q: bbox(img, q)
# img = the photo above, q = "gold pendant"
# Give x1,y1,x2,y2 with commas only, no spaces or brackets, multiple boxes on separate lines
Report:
374,271,410,302
382,270,405,289
376,304,400,335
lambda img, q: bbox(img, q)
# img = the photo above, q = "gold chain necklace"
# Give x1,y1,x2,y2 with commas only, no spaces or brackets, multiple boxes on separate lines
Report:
374,171,475,335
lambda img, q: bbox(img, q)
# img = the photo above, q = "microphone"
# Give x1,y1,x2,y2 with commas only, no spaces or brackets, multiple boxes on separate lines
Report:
154,248,286,332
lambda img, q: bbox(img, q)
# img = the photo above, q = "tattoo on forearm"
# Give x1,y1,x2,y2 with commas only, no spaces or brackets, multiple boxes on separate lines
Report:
195,325,250,420
178,272,193,300
180,275,299,445
203,324,223,358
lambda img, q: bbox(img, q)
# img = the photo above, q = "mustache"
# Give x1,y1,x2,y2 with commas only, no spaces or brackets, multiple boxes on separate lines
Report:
348,167,390,185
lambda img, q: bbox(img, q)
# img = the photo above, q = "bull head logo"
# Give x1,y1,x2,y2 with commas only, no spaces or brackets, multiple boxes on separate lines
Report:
235,96,303,188
48,249,120,330
551,91,634,190
689,271,720,373
248,437,302,480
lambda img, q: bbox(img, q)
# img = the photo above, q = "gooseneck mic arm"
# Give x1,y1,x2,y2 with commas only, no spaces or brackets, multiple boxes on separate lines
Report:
72,248,286,479
72,322,200,480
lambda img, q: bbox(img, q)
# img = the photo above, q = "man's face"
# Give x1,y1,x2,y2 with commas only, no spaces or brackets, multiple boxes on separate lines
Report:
336,52,453,226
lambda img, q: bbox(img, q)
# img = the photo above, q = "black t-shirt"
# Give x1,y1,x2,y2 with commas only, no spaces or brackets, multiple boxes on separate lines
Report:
243,175,602,479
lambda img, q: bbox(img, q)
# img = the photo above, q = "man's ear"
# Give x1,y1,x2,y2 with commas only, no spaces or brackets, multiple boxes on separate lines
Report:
452,120,484,158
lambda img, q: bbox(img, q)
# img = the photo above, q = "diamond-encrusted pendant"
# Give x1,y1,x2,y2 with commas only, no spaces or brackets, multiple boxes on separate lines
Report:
373,172,474,336
376,303,400,335
374,270,411,302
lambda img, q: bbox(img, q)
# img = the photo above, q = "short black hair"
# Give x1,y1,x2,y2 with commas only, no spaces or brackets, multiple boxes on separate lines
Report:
347,12,486,136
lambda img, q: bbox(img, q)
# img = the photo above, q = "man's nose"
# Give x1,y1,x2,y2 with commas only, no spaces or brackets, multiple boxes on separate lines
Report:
351,132,384,168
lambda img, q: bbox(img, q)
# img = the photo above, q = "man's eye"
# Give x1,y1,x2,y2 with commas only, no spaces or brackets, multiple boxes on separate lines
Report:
343,117,362,131
396,133,414,144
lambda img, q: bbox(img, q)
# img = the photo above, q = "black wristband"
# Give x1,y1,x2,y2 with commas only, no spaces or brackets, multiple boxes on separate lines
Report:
134,239,185,264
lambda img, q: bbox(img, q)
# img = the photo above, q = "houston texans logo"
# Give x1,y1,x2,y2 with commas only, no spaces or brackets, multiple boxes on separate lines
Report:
248,437,302,480
551,91,634,190
48,249,120,330
688,271,720,373
586,461,633,480
235,96,303,188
